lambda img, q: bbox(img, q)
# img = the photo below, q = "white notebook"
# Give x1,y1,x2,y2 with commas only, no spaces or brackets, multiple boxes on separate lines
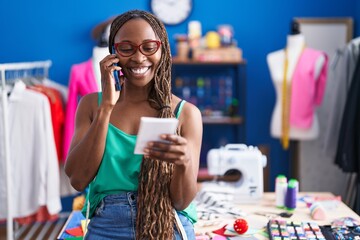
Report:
134,117,179,154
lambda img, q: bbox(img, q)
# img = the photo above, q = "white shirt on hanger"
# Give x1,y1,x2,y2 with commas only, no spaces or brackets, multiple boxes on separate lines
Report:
0,80,61,218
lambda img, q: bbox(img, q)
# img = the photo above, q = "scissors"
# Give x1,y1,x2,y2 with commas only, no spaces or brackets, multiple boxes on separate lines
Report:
254,211,293,218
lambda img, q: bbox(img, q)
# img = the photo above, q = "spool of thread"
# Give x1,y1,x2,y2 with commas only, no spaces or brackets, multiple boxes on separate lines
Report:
285,179,298,211
310,202,327,220
275,175,287,208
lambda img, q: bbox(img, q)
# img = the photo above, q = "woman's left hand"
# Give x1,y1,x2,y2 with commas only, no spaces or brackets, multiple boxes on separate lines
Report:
143,134,190,167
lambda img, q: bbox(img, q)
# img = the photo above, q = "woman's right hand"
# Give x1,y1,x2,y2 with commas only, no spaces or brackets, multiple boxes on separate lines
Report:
99,54,123,108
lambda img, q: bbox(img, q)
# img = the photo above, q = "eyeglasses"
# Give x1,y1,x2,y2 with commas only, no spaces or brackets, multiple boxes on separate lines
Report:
114,40,162,57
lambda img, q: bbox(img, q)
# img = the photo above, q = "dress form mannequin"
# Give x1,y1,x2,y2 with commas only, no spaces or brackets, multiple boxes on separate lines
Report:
91,23,111,91
267,33,326,142
92,46,109,91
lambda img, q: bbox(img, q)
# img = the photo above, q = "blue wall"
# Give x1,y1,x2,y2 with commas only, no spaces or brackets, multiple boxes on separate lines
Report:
357,1,360,34
0,0,358,193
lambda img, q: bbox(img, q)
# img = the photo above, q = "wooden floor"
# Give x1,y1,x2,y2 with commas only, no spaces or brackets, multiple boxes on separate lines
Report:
0,212,70,240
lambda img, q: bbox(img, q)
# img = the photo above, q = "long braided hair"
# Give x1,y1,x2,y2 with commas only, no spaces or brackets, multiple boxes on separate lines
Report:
109,10,178,239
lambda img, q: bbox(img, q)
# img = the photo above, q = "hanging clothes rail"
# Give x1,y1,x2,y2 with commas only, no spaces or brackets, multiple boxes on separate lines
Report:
0,60,52,240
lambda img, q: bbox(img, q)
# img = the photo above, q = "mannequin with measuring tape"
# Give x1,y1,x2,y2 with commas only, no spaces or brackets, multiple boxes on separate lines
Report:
267,21,328,149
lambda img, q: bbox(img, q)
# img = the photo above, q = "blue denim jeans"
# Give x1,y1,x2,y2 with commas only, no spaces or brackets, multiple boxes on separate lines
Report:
84,192,195,240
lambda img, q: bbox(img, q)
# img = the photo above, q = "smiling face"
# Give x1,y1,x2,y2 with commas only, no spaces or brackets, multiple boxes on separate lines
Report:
114,18,162,87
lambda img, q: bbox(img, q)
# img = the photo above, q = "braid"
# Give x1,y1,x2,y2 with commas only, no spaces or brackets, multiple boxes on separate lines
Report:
109,10,178,239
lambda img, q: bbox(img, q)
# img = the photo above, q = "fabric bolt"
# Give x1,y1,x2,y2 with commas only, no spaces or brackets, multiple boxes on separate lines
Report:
0,80,61,218
289,48,328,129
63,59,99,160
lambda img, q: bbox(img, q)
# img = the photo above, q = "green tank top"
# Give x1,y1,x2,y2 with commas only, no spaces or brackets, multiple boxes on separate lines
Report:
82,93,197,223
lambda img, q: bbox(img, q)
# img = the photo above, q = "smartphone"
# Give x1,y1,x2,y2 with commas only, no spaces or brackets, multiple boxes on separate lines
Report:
112,46,122,91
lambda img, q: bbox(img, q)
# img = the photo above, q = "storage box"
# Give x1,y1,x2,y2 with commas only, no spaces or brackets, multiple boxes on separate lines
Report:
192,47,242,62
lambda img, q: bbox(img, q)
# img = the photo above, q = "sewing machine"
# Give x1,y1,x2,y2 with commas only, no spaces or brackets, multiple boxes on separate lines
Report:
202,144,267,203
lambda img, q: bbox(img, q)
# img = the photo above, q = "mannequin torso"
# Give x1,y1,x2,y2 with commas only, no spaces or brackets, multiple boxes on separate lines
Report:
92,46,109,91
267,34,325,140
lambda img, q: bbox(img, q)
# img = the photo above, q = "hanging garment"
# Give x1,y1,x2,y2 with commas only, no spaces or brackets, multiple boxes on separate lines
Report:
322,38,360,160
335,49,360,215
335,52,360,173
289,48,328,129
28,85,65,162
13,206,59,224
63,59,99,160
28,79,76,197
0,80,61,218
42,78,69,107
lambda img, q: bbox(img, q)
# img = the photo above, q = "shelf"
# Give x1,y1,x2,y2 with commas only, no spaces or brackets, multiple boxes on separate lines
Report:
172,58,246,65
202,116,243,125
171,58,247,151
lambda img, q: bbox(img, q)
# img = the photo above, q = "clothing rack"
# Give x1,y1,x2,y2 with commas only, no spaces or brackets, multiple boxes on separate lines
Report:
0,60,52,240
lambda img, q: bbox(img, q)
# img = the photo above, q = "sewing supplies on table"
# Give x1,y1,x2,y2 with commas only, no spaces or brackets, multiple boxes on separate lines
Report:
275,175,288,208
267,219,326,240
274,174,299,211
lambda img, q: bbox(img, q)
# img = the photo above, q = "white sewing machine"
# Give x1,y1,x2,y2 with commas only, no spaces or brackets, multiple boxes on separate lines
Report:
202,144,267,203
